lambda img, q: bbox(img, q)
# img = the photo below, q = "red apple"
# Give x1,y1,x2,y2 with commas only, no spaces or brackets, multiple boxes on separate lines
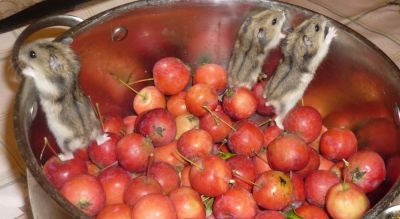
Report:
228,120,264,156
180,165,191,187
213,186,257,218
131,193,177,219
255,210,286,219
122,115,137,135
252,170,293,210
294,147,320,179
283,106,322,143
102,115,123,136
267,134,309,172
193,63,227,93
96,204,131,219
185,83,219,117
133,86,166,115
149,161,180,194
291,173,306,207
169,187,206,219
319,128,357,161
88,133,120,168
227,155,257,191
189,155,232,197
318,155,335,171
167,91,189,117
124,175,163,207
199,110,233,143
304,170,340,207
116,133,154,172
295,204,329,219
135,108,176,147
253,150,272,175
43,156,87,189
60,174,105,216
343,150,386,193
262,124,283,147
326,182,369,219
222,87,257,120
153,57,190,95
154,140,186,169
177,128,213,159
252,81,275,116
97,166,131,205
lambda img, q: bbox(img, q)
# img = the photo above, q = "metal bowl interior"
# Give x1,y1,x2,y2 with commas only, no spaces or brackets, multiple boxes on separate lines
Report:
14,0,400,218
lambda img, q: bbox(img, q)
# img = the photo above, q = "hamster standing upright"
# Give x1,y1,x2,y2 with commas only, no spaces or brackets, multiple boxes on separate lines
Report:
18,39,101,160
228,9,287,89
263,15,337,128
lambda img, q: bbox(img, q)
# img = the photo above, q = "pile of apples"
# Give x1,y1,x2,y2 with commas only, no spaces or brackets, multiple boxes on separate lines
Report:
42,56,398,219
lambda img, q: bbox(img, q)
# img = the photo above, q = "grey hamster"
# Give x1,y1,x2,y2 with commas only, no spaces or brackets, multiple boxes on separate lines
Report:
18,39,101,160
228,8,287,89
263,15,337,128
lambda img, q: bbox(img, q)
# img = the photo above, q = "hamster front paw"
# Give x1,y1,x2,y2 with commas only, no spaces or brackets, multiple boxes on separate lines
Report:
325,26,337,44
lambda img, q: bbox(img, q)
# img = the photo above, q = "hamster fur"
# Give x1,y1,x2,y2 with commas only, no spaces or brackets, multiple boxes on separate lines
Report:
18,39,101,160
228,8,287,89
263,15,337,128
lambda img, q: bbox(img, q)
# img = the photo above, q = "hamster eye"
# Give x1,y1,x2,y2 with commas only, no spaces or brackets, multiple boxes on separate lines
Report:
272,18,277,25
29,50,37,59
257,28,265,39
315,24,320,32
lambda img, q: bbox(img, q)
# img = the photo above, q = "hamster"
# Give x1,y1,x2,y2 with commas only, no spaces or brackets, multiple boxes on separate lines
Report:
18,39,101,160
228,8,287,89
263,15,337,128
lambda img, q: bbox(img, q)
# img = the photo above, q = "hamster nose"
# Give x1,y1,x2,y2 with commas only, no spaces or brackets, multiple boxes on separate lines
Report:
18,60,27,70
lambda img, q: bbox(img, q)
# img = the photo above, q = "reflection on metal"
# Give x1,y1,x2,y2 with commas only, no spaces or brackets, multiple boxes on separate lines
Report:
111,26,128,41
394,103,400,128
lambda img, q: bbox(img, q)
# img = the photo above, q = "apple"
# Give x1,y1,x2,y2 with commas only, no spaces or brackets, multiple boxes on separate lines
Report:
304,170,340,207
153,57,190,95
154,140,186,169
199,110,233,143
169,187,206,219
222,87,257,120
43,156,87,189
149,161,180,194
193,63,227,93
97,166,131,205
122,115,137,135
227,155,257,191
319,128,357,161
326,182,369,219
295,204,329,219
116,133,154,172
135,108,176,147
96,204,131,219
283,106,322,144
177,128,213,159
253,149,272,175
343,150,386,193
133,86,166,115
131,193,177,219
60,174,105,216
189,155,232,197
295,147,320,179
228,120,264,156
213,186,257,218
102,115,123,136
267,134,309,172
185,83,219,117
167,91,189,117
255,210,286,219
252,81,275,116
252,170,293,210
262,124,282,147
124,175,163,207
175,114,199,139
88,133,120,168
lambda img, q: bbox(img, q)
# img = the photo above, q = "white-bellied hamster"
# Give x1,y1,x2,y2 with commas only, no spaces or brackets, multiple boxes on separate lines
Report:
18,38,101,160
263,15,337,128
228,9,287,89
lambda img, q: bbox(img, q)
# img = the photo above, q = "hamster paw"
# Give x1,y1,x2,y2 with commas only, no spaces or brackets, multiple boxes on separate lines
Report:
326,26,337,44
59,152,74,161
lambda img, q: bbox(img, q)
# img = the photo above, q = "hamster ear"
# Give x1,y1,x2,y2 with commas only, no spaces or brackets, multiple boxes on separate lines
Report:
49,55,61,71
303,35,311,46
60,37,74,46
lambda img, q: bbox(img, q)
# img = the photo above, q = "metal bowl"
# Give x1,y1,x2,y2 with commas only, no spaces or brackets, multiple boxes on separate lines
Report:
12,0,400,218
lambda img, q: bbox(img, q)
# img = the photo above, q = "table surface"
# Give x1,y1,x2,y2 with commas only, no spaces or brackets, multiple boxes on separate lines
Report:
0,0,399,218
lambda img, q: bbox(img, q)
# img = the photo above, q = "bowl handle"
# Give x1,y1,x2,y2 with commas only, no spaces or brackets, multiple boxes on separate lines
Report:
11,15,83,75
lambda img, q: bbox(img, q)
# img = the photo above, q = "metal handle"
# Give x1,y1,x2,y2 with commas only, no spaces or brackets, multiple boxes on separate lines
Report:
11,15,83,75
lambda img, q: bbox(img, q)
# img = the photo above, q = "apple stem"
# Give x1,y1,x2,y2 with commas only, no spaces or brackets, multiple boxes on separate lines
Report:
95,103,105,131
128,78,154,85
202,105,236,131
301,98,305,106
253,151,268,165
232,170,261,188
342,158,350,184
174,150,203,170
146,153,155,182
257,119,274,127
101,161,118,171
40,137,60,161
115,76,147,99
